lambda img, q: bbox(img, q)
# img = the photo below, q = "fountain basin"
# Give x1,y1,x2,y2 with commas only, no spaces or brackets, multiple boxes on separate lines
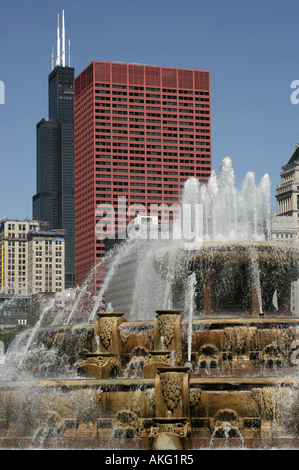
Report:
8,315,299,379
188,317,299,374
0,375,298,449
155,241,299,315
2,310,299,450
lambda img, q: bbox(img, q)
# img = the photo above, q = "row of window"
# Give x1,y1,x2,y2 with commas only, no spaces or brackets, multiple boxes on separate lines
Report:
96,82,209,93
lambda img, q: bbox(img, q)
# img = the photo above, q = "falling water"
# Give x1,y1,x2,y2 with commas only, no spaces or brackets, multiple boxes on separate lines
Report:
130,239,165,320
95,334,100,353
162,244,181,310
249,246,263,316
210,421,244,448
185,273,197,362
180,176,202,243
65,259,105,325
18,296,56,369
123,356,146,378
88,239,137,322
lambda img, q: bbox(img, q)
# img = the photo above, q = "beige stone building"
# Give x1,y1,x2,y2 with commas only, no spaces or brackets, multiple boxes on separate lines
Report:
274,145,299,316
270,213,299,244
0,219,65,296
276,144,299,218
0,219,39,295
27,230,65,294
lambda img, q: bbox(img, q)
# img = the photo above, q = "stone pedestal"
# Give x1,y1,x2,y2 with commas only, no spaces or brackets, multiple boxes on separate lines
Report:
155,366,190,418
154,310,183,363
144,310,184,378
150,366,191,450
79,311,126,379
94,311,126,357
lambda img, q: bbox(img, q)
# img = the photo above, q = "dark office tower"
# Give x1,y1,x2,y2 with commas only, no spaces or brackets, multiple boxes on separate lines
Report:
33,11,75,289
33,119,58,227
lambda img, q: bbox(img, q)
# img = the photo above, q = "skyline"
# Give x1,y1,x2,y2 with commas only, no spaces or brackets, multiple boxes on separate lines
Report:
1,0,299,218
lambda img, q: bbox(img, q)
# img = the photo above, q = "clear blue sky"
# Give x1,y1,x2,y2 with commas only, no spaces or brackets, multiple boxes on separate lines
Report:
0,0,299,218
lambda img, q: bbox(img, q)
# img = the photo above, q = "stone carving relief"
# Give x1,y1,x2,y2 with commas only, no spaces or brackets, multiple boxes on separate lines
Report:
150,421,189,437
251,387,278,420
212,408,241,437
38,410,66,436
97,317,114,350
115,410,139,435
232,327,248,354
159,372,183,412
223,326,258,357
189,389,202,408
198,344,219,363
262,343,284,364
83,355,117,368
158,316,175,348
148,353,170,366
131,346,149,357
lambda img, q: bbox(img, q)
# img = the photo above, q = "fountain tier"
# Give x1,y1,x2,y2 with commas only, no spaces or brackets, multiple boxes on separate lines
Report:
2,309,299,449
154,241,299,316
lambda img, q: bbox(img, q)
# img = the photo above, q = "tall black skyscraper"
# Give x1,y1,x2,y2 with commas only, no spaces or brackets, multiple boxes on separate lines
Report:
33,11,75,289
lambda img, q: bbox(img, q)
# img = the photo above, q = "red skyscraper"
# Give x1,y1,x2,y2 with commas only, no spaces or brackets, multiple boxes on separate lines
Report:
74,61,211,291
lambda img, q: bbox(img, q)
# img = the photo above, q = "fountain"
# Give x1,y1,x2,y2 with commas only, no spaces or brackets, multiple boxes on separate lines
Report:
1,157,299,450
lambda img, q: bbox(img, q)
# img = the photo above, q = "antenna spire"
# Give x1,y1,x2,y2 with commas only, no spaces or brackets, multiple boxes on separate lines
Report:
51,46,54,71
61,10,65,67
52,11,70,69
55,12,61,66
68,38,71,67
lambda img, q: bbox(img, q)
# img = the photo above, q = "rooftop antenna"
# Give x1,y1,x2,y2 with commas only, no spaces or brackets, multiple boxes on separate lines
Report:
55,12,61,66
51,46,55,71
61,10,65,67
52,11,70,69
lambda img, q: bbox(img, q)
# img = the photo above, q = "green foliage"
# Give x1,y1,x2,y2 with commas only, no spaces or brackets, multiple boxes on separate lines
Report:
0,325,27,351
